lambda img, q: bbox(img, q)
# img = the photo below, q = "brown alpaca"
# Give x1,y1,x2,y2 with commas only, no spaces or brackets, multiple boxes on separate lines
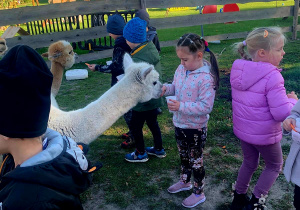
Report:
0,37,8,55
42,40,76,97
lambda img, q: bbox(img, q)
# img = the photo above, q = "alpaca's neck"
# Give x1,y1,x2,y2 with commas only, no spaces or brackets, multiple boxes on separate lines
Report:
49,77,142,144
51,62,64,97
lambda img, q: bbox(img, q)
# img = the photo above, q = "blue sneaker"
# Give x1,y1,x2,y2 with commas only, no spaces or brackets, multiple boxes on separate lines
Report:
125,150,149,163
145,147,166,158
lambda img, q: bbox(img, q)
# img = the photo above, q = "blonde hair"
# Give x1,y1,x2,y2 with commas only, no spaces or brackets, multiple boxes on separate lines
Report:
233,27,286,60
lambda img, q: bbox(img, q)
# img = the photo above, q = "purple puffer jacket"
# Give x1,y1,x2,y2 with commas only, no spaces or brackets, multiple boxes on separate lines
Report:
231,59,297,145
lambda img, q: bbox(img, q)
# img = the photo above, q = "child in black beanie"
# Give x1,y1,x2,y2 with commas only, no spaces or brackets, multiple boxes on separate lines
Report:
0,45,97,209
135,9,161,54
87,14,132,86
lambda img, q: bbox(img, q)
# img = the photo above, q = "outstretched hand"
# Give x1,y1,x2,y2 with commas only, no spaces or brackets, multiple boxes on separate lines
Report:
283,118,296,132
160,85,166,97
287,91,298,100
86,63,96,72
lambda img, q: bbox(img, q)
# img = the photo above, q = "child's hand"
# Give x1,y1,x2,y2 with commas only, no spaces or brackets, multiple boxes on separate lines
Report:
283,118,296,132
160,85,166,97
287,91,298,100
167,99,180,111
86,64,96,72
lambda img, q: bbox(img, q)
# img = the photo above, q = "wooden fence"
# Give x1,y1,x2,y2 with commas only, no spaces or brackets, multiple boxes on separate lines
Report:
0,0,299,63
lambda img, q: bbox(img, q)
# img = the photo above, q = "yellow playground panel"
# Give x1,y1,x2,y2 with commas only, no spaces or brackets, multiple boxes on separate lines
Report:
168,7,190,11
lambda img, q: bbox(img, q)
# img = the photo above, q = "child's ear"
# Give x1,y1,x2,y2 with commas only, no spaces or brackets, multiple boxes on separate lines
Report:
257,49,266,58
197,51,203,60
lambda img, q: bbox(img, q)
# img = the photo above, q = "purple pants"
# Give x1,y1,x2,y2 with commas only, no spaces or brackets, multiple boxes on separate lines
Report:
235,141,283,198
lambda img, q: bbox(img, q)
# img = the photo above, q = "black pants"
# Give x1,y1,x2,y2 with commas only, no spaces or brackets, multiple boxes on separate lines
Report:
175,127,207,195
295,185,300,210
131,109,163,153
123,109,132,134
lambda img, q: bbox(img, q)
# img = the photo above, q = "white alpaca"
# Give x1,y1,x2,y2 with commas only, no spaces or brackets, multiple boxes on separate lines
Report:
48,53,162,144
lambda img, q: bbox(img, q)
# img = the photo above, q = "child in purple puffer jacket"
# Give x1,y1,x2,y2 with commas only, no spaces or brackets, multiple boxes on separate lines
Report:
230,27,298,210
161,33,219,208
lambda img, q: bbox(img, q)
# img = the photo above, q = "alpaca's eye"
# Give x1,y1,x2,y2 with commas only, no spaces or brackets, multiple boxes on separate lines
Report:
153,81,157,86
69,50,73,54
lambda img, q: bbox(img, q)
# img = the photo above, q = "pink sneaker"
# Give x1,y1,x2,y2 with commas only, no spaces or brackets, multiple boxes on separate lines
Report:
182,193,206,208
167,181,192,193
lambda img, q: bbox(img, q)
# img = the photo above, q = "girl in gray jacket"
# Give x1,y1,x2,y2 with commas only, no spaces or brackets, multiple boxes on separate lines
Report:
283,100,300,210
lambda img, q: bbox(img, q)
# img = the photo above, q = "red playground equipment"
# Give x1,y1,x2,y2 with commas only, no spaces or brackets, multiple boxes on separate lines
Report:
223,3,240,23
202,5,217,14
223,3,240,13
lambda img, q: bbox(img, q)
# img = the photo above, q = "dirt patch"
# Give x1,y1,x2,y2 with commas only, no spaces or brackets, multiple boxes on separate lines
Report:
83,178,230,210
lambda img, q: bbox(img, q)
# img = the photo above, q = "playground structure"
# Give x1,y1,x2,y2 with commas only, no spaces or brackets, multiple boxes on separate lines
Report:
202,5,217,14
24,10,136,52
0,0,299,63
49,0,75,3
223,3,240,13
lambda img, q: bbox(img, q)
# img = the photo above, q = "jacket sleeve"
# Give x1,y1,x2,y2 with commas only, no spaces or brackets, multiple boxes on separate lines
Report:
152,35,161,53
2,193,83,210
266,71,297,122
164,83,175,96
95,47,126,75
109,47,126,76
287,99,300,120
164,65,181,96
95,64,111,73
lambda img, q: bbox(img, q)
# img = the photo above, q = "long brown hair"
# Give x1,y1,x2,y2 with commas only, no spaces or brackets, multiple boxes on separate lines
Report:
177,33,219,90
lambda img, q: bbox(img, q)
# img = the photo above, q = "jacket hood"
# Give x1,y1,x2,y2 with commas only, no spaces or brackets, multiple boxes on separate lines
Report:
132,41,160,66
231,59,280,91
147,26,157,36
114,36,131,52
1,129,90,195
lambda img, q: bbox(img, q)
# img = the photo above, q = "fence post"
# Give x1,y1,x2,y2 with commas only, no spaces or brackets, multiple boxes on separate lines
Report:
293,0,299,40
140,0,146,10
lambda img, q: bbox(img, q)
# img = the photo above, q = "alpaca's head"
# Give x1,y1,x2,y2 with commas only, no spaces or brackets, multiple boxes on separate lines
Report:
123,53,162,103
42,40,76,69
0,37,7,56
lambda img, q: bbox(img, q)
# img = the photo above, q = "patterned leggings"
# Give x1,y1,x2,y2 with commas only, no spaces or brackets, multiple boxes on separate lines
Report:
175,127,207,195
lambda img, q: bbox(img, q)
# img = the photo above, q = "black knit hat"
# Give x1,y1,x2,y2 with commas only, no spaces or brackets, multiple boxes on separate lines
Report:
0,45,53,138
106,14,126,35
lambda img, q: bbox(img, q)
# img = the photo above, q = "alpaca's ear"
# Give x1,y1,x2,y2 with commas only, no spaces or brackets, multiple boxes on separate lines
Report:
123,53,133,70
141,66,153,80
42,52,49,58
52,52,62,58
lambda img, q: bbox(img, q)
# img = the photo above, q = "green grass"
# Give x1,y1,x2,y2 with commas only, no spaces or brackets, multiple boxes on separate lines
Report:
54,17,300,209
1,2,299,209
61,31,300,209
